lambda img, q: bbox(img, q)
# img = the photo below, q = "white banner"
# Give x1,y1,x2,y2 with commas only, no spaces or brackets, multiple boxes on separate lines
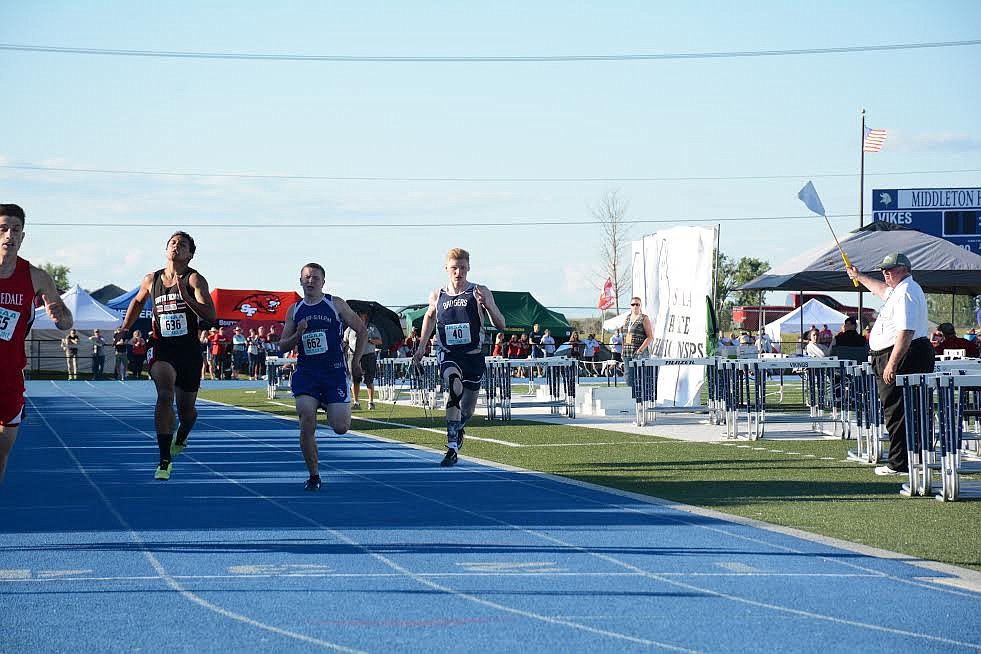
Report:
631,226,714,407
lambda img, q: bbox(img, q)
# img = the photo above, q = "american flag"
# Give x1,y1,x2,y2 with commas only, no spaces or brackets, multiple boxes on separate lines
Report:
863,126,887,153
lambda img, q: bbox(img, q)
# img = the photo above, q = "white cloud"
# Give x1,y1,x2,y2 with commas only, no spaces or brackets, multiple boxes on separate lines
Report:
891,131,981,153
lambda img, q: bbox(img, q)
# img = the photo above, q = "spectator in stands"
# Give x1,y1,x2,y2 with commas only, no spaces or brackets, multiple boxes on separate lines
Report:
62,328,80,380
582,333,601,376
231,326,247,379
610,328,623,362
805,329,828,357
756,331,773,355
266,324,280,347
199,329,210,379
515,333,532,377
250,326,267,379
129,330,147,379
541,329,556,356
345,310,382,410
89,329,106,380
931,327,944,347
818,324,834,347
113,327,128,380
934,322,980,358
207,327,221,379
738,331,753,346
246,328,260,379
491,332,505,357
718,330,732,346
966,327,978,343
832,317,867,348
506,334,521,359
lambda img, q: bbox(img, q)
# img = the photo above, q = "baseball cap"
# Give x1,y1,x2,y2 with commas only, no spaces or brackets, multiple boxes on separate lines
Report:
876,252,912,270
938,322,956,336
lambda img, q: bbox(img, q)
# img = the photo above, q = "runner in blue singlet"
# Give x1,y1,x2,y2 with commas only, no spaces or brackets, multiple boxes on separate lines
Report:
278,263,366,491
412,248,505,467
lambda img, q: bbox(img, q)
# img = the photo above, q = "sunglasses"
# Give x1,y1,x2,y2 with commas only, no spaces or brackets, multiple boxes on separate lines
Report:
630,303,640,306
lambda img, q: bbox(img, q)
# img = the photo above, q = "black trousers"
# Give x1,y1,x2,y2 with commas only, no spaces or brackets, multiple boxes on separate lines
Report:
872,337,935,471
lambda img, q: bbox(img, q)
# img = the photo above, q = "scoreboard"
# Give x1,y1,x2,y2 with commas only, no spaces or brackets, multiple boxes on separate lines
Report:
872,187,981,254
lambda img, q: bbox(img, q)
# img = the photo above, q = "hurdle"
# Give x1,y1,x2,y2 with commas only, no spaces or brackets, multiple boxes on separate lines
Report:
627,357,716,427
934,374,981,501
844,362,885,464
720,357,852,440
377,357,412,402
264,356,296,399
484,357,577,421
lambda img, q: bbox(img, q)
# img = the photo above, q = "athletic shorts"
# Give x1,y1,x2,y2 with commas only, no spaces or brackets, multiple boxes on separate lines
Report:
0,383,25,427
351,353,378,384
146,340,204,393
438,351,486,391
291,365,351,406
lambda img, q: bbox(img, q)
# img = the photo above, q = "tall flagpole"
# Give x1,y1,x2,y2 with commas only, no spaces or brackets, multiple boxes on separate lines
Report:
857,108,866,331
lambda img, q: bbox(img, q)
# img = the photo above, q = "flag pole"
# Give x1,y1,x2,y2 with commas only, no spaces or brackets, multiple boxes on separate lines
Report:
857,108,866,331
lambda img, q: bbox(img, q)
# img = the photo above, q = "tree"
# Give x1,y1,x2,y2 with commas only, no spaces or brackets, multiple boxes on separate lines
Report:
926,293,977,329
40,262,71,294
592,190,631,315
714,254,770,332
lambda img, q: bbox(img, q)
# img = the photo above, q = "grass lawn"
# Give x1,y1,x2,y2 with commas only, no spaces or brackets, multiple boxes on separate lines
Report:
199,387,981,572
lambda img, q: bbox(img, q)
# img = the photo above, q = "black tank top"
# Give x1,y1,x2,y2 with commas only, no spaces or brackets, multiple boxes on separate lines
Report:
150,268,201,348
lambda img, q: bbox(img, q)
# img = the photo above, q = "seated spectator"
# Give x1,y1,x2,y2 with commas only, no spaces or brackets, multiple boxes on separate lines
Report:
966,328,978,343
818,324,834,347
931,328,944,347
805,329,828,357
934,322,980,358
832,316,868,347
738,331,753,346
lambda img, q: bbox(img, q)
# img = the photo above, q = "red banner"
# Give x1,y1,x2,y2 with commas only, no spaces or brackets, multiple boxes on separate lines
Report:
597,277,615,310
210,288,301,323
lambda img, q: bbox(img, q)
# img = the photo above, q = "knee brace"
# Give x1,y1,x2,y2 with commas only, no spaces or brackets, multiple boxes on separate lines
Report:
446,373,464,410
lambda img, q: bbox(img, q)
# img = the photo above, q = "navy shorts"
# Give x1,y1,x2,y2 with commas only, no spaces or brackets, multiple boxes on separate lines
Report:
291,365,351,406
438,352,486,390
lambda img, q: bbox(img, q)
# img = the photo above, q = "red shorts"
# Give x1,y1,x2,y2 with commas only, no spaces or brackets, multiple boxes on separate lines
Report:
0,381,25,427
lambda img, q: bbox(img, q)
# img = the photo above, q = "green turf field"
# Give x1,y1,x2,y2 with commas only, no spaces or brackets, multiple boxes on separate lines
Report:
199,388,981,571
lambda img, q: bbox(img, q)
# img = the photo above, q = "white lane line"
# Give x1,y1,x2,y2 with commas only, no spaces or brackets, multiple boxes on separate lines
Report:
77,387,703,652
196,398,981,649
31,390,366,654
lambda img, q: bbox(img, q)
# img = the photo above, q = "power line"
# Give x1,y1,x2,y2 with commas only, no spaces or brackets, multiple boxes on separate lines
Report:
2,39,979,62
29,212,869,228
3,163,978,183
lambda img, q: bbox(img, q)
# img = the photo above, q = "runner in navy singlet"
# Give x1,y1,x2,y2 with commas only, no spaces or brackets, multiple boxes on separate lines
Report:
412,248,505,467
121,231,217,481
0,204,73,483
278,263,366,491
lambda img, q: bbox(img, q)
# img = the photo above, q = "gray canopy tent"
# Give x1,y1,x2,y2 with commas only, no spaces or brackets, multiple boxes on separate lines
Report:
741,222,981,295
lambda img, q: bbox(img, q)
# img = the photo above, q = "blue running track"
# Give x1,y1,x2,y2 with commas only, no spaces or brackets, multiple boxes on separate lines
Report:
2,381,980,653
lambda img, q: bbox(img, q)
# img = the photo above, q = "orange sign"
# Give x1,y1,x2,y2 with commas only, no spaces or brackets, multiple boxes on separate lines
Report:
210,288,301,322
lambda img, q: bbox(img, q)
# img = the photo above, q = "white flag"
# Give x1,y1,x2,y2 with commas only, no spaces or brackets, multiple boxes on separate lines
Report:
797,181,826,217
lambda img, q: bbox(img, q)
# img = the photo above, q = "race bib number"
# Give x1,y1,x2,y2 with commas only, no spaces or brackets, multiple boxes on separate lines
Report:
444,322,471,346
302,330,328,356
0,306,20,341
159,312,188,337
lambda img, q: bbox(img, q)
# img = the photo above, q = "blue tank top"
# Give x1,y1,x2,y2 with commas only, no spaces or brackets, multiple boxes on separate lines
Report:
435,284,484,355
292,295,346,371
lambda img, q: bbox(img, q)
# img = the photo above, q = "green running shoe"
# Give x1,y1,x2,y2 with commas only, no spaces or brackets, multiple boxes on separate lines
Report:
154,461,172,481
170,438,187,458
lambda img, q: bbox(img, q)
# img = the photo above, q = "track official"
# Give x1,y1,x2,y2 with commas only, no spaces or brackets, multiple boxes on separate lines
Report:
846,253,934,476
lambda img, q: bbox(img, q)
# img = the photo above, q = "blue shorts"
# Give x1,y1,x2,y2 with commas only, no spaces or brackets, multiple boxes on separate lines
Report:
438,352,485,390
290,365,351,406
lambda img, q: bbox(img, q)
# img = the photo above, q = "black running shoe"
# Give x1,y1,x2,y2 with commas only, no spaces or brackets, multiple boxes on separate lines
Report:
456,428,465,450
304,475,322,491
440,448,458,467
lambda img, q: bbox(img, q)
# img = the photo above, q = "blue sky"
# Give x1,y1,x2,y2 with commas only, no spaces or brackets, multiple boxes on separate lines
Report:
2,1,980,317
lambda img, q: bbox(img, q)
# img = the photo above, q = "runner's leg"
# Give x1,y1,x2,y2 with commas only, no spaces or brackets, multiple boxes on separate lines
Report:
0,423,20,483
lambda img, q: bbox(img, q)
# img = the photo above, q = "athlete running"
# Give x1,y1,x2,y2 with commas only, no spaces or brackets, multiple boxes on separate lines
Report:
412,248,505,466
0,204,73,482
278,263,366,491
121,231,217,481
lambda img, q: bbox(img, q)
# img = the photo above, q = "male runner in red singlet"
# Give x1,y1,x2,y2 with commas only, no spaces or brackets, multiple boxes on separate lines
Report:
0,204,73,482
122,232,217,481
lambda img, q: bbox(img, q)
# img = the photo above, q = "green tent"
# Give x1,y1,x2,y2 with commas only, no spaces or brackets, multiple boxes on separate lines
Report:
398,291,572,339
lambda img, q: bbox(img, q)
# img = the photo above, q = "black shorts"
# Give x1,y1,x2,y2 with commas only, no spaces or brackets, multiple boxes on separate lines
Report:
147,340,204,393
438,352,486,390
352,353,378,384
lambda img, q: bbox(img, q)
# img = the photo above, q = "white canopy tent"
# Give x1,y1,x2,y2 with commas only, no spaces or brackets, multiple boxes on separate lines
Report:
764,299,848,343
32,284,122,331
28,285,123,373
602,311,629,332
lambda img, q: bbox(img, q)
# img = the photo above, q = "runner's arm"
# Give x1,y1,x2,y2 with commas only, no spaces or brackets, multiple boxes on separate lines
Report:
30,266,73,330
277,305,305,353
475,285,506,331
181,272,218,324
121,273,153,333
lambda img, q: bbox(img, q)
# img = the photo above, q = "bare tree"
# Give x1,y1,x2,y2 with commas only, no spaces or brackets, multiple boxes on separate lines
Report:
592,189,631,315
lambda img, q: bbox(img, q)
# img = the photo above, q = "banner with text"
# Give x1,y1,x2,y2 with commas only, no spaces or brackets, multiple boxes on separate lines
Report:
630,226,714,407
